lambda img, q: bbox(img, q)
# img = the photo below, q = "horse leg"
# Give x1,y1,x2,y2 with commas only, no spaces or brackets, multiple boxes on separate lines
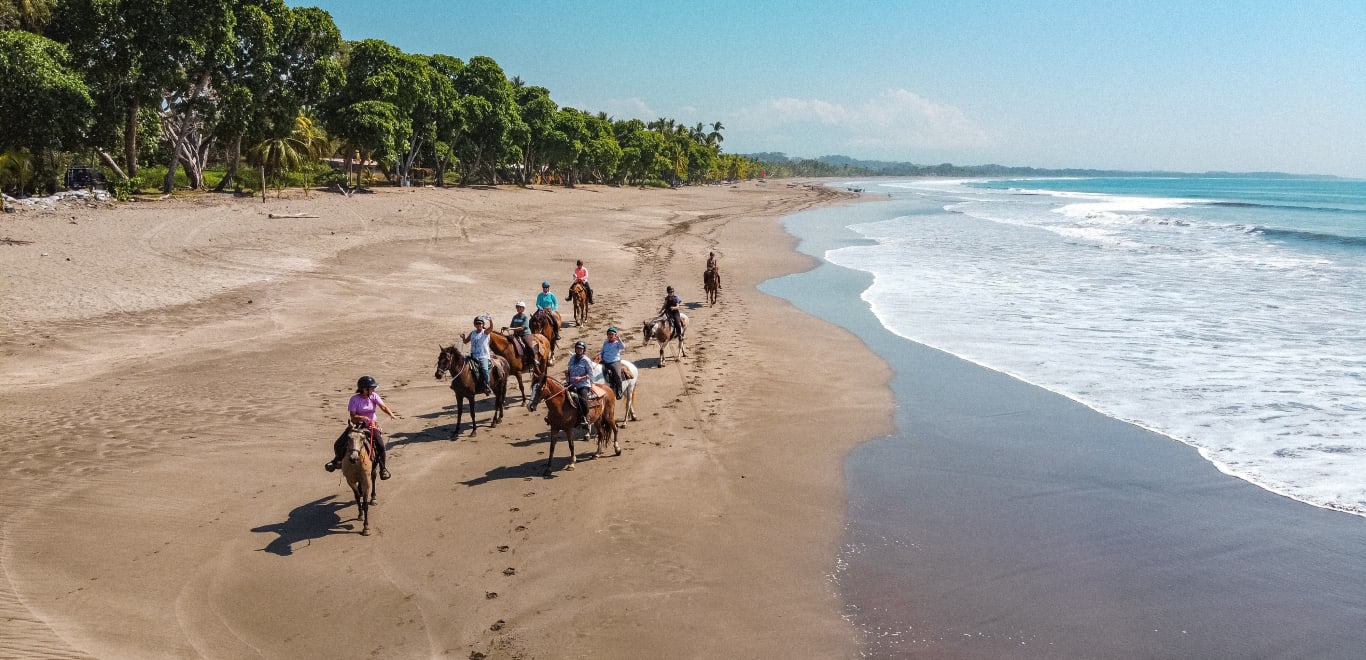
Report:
565,427,577,471
513,372,527,408
544,429,558,476
367,462,378,507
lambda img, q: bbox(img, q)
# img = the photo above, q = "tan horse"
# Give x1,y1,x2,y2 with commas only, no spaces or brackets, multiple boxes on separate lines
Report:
490,329,553,406
569,281,589,325
704,267,721,305
340,421,376,536
528,371,619,476
641,312,688,366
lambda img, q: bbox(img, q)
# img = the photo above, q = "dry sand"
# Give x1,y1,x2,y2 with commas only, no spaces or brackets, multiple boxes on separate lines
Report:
1,181,892,659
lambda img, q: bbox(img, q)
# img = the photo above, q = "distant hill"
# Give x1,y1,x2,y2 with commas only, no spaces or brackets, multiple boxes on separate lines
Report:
742,153,1342,180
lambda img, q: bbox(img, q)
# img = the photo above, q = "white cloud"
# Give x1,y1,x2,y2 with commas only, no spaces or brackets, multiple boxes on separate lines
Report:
727,89,991,158
597,97,657,121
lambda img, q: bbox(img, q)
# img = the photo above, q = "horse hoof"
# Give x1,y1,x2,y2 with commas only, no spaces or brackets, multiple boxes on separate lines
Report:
615,449,622,456
565,464,575,471
361,528,371,536
368,499,378,506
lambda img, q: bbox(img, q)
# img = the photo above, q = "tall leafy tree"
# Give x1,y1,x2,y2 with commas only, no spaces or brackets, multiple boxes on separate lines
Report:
452,55,522,185
322,39,441,187
0,0,57,32
514,83,556,186
49,0,184,177
426,53,465,186
0,29,91,154
213,3,342,191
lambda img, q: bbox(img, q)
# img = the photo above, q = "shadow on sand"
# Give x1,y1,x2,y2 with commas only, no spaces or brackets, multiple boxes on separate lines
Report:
250,495,360,555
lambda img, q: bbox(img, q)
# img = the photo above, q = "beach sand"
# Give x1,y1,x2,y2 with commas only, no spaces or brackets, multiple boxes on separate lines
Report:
0,182,892,659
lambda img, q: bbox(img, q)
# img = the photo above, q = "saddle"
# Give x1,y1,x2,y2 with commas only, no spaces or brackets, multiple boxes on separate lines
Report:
578,383,612,422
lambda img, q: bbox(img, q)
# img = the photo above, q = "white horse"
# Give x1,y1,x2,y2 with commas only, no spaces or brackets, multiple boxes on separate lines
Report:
592,359,639,422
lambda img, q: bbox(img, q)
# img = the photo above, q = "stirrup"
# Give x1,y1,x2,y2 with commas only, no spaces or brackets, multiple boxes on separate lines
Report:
324,459,339,472
380,467,391,480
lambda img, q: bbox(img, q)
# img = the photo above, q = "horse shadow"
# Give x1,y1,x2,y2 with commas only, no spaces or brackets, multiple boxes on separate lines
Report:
250,495,357,555
683,301,705,310
386,426,452,448
459,455,561,486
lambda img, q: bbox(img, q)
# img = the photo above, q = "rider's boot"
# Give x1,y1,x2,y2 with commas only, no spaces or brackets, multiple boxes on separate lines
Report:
325,446,343,472
379,458,391,480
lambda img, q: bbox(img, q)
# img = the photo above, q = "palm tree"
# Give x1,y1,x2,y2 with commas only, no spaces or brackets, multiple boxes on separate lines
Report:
707,121,724,146
247,113,325,198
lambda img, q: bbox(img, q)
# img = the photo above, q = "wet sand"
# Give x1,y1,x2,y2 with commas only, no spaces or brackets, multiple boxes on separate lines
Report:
0,182,891,659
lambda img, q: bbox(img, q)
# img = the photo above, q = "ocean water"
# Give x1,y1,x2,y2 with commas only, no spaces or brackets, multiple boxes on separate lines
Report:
824,176,1366,516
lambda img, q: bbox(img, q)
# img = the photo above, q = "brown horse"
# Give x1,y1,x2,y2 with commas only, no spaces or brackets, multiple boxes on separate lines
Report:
704,267,721,305
340,421,376,536
528,371,619,476
569,281,589,325
529,308,559,361
491,329,553,405
641,312,688,366
434,345,509,437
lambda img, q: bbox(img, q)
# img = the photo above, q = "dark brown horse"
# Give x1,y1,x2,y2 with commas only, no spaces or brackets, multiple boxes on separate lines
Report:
641,312,688,366
703,267,720,305
434,346,509,437
340,421,376,536
529,309,559,361
489,329,552,406
527,371,619,476
569,281,589,325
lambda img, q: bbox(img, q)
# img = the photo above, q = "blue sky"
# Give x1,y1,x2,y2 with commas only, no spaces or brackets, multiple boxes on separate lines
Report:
293,1,1366,178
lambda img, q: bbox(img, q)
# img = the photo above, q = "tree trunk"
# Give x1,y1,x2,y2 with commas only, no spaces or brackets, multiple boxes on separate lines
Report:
124,99,139,177
97,148,127,181
214,135,241,192
260,164,266,202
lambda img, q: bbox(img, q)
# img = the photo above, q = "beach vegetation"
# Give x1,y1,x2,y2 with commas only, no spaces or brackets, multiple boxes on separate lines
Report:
8,3,769,200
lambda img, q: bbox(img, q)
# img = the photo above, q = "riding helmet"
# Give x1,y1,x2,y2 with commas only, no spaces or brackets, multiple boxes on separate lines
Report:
473,316,485,325
574,341,587,350
607,326,618,334
666,285,675,293
515,301,526,308
357,375,378,391
542,281,551,288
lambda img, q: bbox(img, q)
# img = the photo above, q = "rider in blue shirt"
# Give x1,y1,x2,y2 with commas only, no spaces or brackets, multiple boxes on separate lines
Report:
461,316,494,394
599,327,625,398
536,281,561,341
566,341,593,427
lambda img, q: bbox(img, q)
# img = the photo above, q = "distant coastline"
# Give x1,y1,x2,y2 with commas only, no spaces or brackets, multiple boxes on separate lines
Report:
745,152,1351,180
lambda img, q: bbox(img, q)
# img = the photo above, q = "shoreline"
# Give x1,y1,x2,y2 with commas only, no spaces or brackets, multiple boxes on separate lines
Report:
771,197,1366,658
1,182,893,658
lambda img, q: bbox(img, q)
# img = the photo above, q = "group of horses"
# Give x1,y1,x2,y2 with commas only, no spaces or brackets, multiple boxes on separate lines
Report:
338,269,714,534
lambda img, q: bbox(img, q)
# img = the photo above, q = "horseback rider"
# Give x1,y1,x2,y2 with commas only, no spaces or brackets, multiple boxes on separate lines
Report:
460,316,494,394
536,281,561,341
599,326,625,398
567,341,594,428
508,301,536,364
706,251,721,290
325,375,397,479
573,259,595,305
660,285,683,338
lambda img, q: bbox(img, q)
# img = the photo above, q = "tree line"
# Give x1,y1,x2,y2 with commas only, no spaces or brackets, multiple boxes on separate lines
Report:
0,0,769,200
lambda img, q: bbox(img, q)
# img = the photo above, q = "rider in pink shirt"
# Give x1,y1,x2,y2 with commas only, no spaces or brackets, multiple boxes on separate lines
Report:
573,259,594,304
326,375,397,479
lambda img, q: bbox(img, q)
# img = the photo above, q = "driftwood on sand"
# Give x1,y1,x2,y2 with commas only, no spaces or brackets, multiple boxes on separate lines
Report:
267,213,320,219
